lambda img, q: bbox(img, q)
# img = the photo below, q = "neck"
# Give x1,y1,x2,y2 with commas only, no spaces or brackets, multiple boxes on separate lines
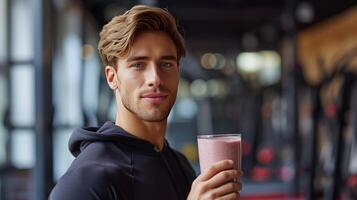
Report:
115,109,167,151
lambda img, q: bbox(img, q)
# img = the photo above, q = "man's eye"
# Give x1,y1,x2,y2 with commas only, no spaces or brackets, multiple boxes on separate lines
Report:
131,63,143,69
160,62,173,68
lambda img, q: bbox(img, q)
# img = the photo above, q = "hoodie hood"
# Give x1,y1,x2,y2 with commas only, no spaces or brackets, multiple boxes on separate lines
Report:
69,121,165,157
53,122,196,200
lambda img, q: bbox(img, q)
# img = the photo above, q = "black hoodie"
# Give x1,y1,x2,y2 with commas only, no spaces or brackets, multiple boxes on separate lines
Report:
49,121,196,200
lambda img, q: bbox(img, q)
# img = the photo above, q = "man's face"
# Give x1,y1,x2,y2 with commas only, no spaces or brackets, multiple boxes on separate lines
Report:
115,31,179,122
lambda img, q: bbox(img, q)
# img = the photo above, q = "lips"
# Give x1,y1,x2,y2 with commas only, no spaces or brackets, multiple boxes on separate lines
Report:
141,93,168,103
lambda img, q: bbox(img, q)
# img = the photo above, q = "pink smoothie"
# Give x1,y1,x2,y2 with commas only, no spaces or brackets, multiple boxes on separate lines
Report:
197,135,241,173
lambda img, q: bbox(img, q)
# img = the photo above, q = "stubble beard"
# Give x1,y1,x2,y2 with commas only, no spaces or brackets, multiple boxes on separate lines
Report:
121,90,176,122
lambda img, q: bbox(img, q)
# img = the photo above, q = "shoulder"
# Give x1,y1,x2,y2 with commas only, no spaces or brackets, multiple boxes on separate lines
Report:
51,163,129,199
50,160,128,199
70,162,124,182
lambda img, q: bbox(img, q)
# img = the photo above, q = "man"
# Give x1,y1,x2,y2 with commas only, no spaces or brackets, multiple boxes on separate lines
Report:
50,5,242,200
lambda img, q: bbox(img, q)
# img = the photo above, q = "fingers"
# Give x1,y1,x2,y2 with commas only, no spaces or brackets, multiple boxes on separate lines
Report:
188,160,243,200
216,192,240,200
198,160,235,182
206,169,239,188
237,170,244,177
211,181,242,197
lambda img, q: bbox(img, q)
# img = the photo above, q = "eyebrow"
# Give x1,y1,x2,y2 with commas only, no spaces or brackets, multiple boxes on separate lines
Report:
127,55,177,62
160,55,177,61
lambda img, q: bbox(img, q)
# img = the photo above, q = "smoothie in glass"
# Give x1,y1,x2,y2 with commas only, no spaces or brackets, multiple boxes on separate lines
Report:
197,134,241,174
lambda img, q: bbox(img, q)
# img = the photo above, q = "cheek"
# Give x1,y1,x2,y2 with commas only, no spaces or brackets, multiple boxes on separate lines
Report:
120,79,141,98
119,73,133,87
166,80,179,96
166,70,179,83
170,74,180,88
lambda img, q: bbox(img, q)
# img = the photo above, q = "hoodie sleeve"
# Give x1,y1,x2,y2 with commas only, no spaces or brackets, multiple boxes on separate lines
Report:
49,164,124,200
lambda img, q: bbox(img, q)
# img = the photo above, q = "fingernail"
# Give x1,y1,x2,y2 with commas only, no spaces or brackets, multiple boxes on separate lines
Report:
228,160,234,165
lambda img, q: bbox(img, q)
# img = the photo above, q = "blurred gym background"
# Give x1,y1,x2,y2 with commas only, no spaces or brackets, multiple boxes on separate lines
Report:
0,0,356,199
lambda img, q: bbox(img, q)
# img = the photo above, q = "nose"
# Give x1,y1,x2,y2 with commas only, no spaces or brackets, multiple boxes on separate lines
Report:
146,64,163,88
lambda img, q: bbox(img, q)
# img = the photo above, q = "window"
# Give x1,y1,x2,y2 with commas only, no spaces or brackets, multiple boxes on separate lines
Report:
53,129,74,180
0,74,7,165
0,0,6,62
11,130,35,168
10,65,35,126
52,5,82,179
10,0,33,61
53,6,83,127
0,0,7,166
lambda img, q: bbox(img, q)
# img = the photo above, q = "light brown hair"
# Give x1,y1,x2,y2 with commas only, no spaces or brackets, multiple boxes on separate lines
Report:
98,5,186,67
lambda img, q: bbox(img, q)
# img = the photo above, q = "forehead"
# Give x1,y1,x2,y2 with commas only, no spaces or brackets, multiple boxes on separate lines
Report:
127,31,177,58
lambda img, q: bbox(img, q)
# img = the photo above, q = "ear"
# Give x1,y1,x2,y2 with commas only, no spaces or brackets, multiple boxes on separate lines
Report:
105,66,119,90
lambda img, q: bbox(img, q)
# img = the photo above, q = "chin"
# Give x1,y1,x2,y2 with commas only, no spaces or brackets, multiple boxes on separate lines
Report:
138,111,169,122
141,116,167,122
